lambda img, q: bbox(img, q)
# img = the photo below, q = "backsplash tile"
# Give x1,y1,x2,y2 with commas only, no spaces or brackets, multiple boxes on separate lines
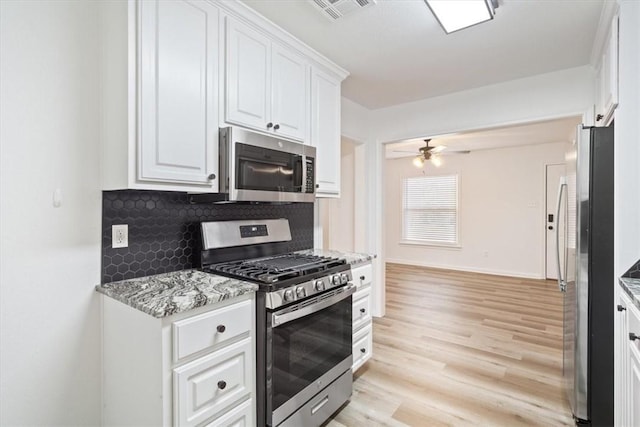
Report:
102,190,314,283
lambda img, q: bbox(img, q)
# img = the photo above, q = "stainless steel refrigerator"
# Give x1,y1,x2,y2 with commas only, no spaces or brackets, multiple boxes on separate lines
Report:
556,124,614,426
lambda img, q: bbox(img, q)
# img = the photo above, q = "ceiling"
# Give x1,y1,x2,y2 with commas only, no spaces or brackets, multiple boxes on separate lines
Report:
240,0,604,110
385,116,581,159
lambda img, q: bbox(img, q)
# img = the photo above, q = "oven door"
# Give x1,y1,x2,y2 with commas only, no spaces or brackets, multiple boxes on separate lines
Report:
267,286,354,427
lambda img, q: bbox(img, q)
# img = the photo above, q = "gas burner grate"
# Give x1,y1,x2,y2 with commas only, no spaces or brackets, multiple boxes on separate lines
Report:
208,253,345,284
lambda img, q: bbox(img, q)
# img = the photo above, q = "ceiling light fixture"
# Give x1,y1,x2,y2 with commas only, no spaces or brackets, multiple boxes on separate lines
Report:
425,0,498,34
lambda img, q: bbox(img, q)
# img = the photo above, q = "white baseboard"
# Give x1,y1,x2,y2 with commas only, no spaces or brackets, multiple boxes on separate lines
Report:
384,258,545,280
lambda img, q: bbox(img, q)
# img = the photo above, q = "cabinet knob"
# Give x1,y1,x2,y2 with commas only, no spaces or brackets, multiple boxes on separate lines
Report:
360,348,366,354
266,122,273,129
617,304,627,312
360,308,366,314
360,275,365,281
630,333,639,342
217,380,227,390
273,124,280,130
208,173,216,180
217,325,226,333
548,226,553,230
316,184,319,189
596,114,604,121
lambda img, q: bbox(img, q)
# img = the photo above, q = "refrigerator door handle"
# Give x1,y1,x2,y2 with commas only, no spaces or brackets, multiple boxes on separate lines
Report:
556,177,567,292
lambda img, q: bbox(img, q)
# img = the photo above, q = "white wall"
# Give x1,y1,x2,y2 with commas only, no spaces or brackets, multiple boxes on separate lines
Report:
385,142,567,279
614,1,640,277
0,1,102,425
321,139,356,252
371,65,595,143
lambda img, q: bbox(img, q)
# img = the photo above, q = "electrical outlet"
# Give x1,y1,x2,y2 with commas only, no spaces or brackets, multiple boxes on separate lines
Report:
112,224,128,248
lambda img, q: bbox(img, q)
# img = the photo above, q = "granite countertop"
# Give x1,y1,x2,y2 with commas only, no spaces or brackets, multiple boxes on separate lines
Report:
620,277,640,311
296,248,376,267
96,269,258,318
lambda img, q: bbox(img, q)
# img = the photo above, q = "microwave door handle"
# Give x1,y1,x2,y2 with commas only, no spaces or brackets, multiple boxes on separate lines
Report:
555,177,567,292
300,155,307,192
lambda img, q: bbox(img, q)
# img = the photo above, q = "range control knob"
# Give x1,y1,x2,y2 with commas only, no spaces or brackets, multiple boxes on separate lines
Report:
283,289,295,302
295,286,306,298
340,273,349,284
332,275,341,286
314,280,325,291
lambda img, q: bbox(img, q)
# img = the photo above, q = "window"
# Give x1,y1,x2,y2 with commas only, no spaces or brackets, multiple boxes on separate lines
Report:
402,174,458,245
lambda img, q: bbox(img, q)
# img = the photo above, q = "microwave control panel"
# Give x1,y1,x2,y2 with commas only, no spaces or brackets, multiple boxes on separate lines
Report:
305,158,315,193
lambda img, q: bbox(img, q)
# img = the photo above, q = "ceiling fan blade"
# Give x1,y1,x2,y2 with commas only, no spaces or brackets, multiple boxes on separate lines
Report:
438,150,471,155
431,145,446,153
392,149,419,153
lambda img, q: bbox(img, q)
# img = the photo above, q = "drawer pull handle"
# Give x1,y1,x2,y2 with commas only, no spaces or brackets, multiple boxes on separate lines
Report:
617,304,627,312
360,275,365,281
360,308,366,314
217,325,226,333
217,380,227,390
360,348,366,354
630,333,639,342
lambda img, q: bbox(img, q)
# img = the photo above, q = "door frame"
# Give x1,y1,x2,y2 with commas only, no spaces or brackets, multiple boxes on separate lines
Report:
544,163,566,280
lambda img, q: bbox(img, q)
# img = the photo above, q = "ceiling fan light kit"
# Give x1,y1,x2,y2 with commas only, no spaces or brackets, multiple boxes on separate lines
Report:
424,0,498,34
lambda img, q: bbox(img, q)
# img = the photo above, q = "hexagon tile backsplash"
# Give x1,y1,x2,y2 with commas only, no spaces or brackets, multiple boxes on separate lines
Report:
101,190,314,284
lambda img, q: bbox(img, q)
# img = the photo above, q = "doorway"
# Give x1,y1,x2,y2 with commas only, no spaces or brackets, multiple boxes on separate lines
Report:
546,163,566,280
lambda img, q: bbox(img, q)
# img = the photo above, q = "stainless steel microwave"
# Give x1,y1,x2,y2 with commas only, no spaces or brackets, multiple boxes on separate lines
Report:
205,127,316,203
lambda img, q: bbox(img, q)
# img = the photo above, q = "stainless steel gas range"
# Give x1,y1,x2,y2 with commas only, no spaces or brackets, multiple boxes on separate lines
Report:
200,219,354,427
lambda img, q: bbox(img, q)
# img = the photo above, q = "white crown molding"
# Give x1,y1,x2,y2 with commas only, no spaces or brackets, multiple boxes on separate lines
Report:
210,0,350,80
589,0,620,66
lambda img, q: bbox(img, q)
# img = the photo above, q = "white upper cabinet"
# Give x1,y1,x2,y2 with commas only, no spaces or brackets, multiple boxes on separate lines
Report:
225,17,308,142
101,0,219,192
595,14,618,126
101,0,347,193
139,0,219,185
311,68,341,197
225,18,271,132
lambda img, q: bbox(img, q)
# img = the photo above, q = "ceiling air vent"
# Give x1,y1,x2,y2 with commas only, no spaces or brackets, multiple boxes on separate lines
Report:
310,0,376,21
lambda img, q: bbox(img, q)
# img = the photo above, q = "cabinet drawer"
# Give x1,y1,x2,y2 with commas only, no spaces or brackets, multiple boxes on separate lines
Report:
352,324,372,372
174,337,252,427
628,302,640,355
173,299,252,362
352,288,372,332
351,263,372,288
203,398,254,427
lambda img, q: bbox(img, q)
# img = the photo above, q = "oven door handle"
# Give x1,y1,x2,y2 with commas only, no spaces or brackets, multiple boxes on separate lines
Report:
271,284,356,327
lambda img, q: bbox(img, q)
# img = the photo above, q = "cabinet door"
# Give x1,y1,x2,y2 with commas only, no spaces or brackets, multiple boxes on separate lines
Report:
311,68,341,197
631,347,640,427
174,338,252,427
138,0,218,186
271,44,308,141
595,15,618,126
226,18,271,132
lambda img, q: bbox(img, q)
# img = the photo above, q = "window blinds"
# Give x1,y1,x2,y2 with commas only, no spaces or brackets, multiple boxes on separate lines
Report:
402,175,458,244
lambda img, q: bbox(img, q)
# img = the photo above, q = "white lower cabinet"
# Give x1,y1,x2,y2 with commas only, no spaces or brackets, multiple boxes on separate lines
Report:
351,261,374,371
616,287,640,426
102,293,255,426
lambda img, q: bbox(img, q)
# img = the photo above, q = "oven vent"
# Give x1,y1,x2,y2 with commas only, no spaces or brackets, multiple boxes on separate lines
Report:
309,0,376,21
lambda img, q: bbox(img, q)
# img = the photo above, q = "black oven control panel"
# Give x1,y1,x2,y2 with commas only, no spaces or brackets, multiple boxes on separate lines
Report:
305,158,315,193
240,224,268,238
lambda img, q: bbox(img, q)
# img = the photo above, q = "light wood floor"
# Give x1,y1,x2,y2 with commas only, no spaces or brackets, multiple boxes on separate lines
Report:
326,263,573,427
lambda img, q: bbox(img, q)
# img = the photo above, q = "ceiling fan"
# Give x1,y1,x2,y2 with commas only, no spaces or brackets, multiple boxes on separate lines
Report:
394,139,470,167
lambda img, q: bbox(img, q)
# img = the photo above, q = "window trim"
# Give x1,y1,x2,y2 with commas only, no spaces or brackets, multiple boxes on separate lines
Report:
401,173,460,247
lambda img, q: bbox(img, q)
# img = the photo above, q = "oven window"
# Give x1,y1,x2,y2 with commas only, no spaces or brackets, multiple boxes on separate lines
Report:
236,143,302,192
271,296,352,411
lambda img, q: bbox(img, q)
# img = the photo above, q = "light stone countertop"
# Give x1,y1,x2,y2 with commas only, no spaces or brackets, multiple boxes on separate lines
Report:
620,277,640,311
96,269,258,318
295,248,376,267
